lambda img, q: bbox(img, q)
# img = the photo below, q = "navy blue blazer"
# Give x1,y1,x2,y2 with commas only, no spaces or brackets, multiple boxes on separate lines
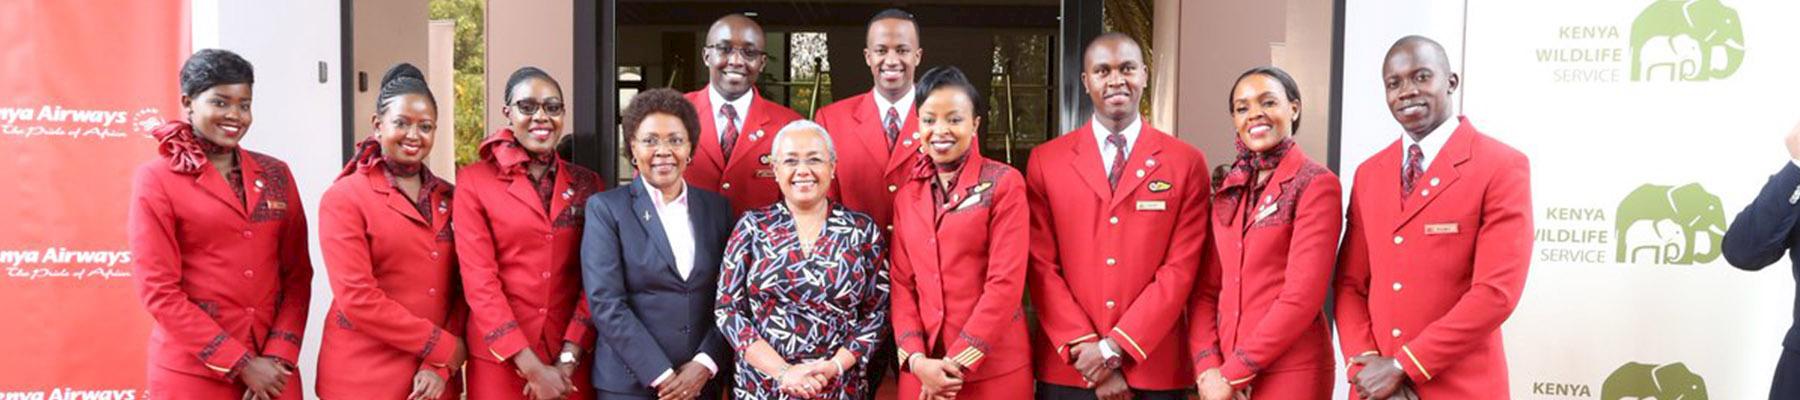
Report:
580,178,734,396
1724,162,1800,349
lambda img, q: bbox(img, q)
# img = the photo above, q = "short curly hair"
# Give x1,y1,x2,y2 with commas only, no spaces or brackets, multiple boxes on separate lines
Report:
621,88,702,158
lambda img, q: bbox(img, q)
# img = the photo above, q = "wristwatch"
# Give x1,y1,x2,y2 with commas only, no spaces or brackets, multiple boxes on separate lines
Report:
558,350,579,365
1099,339,1124,369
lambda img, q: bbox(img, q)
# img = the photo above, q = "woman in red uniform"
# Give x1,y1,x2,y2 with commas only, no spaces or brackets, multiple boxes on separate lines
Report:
457,66,604,400
1187,66,1340,400
129,48,312,400
889,66,1032,400
317,63,470,399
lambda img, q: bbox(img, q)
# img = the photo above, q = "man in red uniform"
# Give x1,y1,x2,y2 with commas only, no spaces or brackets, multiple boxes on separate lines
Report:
685,13,804,216
1334,35,1533,400
1027,33,1210,400
814,9,924,396
818,8,925,232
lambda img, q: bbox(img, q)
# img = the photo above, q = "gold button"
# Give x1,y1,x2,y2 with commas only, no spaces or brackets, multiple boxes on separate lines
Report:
1109,216,1119,225
888,184,898,193
1421,189,1430,197
1392,282,1403,292
1393,235,1404,244
1105,300,1116,309
722,183,732,190
1135,169,1145,178
1106,258,1116,266
885,225,894,231
1391,328,1402,338
1429,177,1440,186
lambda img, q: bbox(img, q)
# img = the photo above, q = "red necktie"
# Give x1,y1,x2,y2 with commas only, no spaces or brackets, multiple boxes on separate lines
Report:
1106,133,1128,189
1402,144,1425,197
885,107,901,150
720,103,740,161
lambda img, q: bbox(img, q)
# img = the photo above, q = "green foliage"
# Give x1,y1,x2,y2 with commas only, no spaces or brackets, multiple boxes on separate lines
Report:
430,0,486,166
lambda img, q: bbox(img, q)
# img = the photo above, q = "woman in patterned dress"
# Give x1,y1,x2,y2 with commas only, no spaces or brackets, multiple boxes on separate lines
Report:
714,120,891,400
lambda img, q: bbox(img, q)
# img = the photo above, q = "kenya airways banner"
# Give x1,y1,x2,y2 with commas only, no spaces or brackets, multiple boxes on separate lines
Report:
1345,0,1800,398
0,1,188,398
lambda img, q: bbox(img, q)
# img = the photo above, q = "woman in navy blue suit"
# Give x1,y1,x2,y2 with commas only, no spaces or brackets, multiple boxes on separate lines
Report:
580,88,735,400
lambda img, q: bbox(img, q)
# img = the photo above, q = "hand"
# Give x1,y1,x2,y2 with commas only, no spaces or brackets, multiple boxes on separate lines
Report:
1351,355,1407,400
237,357,292,400
1068,342,1110,386
778,363,829,398
1093,370,1133,400
1786,119,1800,160
408,369,447,400
1196,368,1232,400
657,361,713,400
912,358,966,399
514,351,572,400
1380,383,1419,400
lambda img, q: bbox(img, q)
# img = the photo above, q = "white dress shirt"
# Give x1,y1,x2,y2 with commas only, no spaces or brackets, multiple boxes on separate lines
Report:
1402,117,1458,173
872,88,916,132
708,84,753,145
643,180,719,386
1092,117,1143,173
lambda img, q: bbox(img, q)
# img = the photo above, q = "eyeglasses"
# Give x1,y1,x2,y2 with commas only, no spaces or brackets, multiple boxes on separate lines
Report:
706,44,767,60
511,100,565,117
633,136,690,149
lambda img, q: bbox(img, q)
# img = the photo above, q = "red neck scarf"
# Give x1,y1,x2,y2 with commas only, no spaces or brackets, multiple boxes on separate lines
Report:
153,120,234,174
340,137,424,179
479,128,556,176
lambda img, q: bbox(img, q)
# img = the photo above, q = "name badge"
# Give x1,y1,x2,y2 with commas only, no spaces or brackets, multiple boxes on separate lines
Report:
1424,223,1459,235
1254,203,1279,222
266,200,287,210
755,169,775,178
1136,200,1167,211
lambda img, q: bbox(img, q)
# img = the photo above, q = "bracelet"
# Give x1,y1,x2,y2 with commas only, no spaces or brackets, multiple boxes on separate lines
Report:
832,359,847,378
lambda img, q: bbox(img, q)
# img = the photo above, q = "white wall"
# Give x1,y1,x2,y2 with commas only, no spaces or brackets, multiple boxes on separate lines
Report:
190,1,343,398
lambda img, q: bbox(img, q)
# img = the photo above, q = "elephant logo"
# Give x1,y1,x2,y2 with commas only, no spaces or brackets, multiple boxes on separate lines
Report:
1614,183,1727,265
1601,362,1707,400
1630,0,1746,82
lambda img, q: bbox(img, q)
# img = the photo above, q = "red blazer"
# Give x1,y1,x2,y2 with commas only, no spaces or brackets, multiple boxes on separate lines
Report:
1335,117,1532,399
890,153,1031,383
1025,123,1211,390
1187,148,1339,388
683,88,803,216
316,164,466,398
818,91,924,231
454,136,605,368
128,149,313,381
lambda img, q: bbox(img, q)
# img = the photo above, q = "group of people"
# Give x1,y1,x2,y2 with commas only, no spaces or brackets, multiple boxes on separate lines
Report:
127,8,1534,400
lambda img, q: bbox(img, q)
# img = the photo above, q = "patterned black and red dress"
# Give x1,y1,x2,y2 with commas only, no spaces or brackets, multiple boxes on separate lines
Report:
714,202,891,400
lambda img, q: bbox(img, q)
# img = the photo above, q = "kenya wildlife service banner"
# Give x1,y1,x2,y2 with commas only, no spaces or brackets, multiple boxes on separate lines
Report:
1346,0,1798,398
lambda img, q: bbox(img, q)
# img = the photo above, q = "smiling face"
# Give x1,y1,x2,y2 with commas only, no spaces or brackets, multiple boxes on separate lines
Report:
918,87,979,165
705,16,767,100
1382,39,1459,137
503,77,565,156
1230,73,1299,153
771,127,835,207
372,93,437,166
630,112,693,192
1082,36,1147,127
182,83,254,148
865,17,922,102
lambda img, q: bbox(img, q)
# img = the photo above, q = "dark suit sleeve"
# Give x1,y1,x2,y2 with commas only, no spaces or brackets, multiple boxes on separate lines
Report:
698,196,733,366
580,195,676,388
1723,162,1800,271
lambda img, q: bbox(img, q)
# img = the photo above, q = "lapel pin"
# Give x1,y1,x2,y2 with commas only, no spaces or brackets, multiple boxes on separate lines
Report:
1146,158,1157,167
1135,169,1145,179
1430,177,1441,186
642,210,652,222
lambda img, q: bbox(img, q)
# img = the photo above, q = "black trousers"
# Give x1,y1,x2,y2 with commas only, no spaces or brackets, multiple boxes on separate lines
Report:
1772,347,1800,400
1035,381,1190,400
